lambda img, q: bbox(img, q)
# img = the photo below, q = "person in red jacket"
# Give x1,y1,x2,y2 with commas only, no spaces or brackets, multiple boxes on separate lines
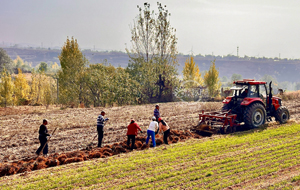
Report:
127,119,143,150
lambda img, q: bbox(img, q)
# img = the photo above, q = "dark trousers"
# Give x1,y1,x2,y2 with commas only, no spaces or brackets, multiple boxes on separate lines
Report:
97,130,104,147
127,135,136,150
36,136,48,155
163,129,170,144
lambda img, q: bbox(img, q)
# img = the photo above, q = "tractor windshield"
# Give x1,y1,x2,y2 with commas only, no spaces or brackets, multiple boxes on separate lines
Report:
230,84,248,97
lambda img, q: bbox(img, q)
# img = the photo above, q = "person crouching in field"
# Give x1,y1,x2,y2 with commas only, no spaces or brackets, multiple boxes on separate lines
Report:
36,119,50,156
97,111,109,147
146,116,159,147
158,118,170,145
127,119,143,150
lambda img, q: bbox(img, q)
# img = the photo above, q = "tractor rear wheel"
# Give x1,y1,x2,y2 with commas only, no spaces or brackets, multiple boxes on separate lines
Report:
275,106,290,124
244,103,266,128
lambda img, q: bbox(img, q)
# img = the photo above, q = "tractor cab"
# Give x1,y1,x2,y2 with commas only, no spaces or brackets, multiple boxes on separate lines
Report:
228,79,268,106
224,80,268,114
198,79,290,134
222,79,288,128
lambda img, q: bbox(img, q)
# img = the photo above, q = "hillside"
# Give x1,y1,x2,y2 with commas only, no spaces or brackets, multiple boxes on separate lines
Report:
3,47,300,82
1,122,300,189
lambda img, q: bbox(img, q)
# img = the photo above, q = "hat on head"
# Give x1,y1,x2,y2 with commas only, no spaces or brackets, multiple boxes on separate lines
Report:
155,104,159,107
158,118,162,122
152,116,156,121
101,110,105,114
43,119,48,123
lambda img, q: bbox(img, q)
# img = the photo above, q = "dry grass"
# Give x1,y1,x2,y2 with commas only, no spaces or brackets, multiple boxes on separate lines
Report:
278,90,300,101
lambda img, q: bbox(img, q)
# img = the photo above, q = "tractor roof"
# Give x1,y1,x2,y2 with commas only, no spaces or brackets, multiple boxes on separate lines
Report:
233,79,266,85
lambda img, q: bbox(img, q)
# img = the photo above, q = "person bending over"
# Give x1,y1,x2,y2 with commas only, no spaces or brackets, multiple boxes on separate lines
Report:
158,118,170,145
127,119,143,150
146,116,159,147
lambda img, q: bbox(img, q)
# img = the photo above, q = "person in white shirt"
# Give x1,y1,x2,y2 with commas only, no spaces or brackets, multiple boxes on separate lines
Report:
146,116,159,147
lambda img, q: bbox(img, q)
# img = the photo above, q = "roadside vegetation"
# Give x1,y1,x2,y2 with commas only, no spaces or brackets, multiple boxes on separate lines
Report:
1,122,300,189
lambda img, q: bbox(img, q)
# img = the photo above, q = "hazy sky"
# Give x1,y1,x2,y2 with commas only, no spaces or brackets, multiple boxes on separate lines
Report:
1,0,300,58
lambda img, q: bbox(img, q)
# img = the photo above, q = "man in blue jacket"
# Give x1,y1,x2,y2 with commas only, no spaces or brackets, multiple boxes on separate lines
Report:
97,111,109,147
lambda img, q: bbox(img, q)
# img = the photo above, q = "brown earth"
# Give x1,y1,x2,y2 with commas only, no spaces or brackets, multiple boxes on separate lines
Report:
0,100,299,177
0,102,221,163
0,130,200,177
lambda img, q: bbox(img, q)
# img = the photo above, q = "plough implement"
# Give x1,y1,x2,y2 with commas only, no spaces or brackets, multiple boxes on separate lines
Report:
198,110,240,134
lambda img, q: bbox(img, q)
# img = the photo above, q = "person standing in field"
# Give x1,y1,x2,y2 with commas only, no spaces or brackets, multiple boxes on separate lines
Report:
127,119,143,150
97,111,109,147
36,119,50,156
146,116,159,147
154,104,160,122
158,118,170,145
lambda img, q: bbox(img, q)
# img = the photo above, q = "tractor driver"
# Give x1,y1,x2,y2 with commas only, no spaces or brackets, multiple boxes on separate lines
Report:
241,88,248,97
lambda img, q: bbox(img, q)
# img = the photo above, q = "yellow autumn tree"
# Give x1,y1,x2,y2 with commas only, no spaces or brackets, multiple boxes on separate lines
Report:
203,60,221,97
0,68,14,107
13,56,24,68
30,71,55,106
182,56,203,86
13,68,30,105
52,62,60,70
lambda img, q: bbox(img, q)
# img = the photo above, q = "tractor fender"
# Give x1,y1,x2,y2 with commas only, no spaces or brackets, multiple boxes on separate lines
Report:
222,96,232,104
240,98,265,107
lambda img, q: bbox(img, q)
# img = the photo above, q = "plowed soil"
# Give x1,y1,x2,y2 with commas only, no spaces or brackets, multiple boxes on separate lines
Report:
0,100,299,177
0,130,200,177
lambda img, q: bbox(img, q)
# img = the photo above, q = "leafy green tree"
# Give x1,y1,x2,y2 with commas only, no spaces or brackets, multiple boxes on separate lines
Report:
84,63,113,107
203,60,221,97
0,68,14,107
84,62,139,107
38,62,48,72
58,37,88,106
0,48,13,74
127,2,178,103
112,67,139,106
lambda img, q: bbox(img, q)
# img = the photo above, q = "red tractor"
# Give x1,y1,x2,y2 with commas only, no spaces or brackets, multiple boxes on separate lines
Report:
198,79,290,133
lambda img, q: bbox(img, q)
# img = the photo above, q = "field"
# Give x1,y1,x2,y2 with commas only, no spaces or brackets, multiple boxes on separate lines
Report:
1,121,300,189
1,99,300,189
0,102,223,162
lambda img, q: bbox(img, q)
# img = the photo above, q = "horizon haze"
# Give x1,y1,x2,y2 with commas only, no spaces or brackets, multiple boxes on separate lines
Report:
1,0,300,58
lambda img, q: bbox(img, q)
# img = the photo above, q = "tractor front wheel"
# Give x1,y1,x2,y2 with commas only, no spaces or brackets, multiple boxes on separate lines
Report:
275,106,290,124
244,103,266,128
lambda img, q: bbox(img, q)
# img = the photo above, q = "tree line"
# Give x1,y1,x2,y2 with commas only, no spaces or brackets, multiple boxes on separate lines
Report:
0,2,222,108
